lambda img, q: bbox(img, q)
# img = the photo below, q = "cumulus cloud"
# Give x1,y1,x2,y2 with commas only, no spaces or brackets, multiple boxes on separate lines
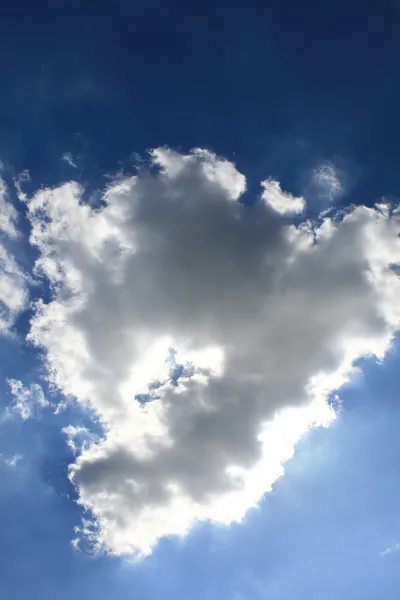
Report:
0,176,29,333
23,147,400,557
261,179,305,214
151,147,246,200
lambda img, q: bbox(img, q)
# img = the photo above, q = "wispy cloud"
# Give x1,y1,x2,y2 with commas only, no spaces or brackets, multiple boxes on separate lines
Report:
7,380,49,421
0,175,29,333
381,543,400,557
61,153,78,169
311,163,343,202
1,453,23,468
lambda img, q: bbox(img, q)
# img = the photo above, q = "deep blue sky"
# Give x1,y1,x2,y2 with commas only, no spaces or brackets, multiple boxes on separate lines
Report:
1,0,400,200
1,1,400,599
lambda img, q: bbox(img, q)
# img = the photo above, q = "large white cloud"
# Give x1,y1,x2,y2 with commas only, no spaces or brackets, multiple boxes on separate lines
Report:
24,148,400,557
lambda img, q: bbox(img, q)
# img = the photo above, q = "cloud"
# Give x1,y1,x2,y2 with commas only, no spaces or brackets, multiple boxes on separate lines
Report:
14,170,31,202
23,148,400,557
61,153,78,169
63,425,97,454
0,176,29,333
381,543,400,557
311,163,343,202
7,380,49,421
0,176,19,238
151,147,246,200
0,453,23,468
0,246,28,334
261,178,305,214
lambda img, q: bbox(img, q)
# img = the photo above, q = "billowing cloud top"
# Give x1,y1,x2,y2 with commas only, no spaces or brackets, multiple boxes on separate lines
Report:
10,148,400,557
261,178,306,214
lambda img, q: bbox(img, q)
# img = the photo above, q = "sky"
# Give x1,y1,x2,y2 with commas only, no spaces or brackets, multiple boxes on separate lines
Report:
1,1,400,598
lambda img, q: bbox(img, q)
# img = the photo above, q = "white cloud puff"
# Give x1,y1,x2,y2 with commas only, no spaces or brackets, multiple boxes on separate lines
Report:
24,148,400,557
261,178,305,214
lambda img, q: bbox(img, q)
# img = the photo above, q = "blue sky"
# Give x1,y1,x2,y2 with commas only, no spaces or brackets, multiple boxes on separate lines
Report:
1,1,400,599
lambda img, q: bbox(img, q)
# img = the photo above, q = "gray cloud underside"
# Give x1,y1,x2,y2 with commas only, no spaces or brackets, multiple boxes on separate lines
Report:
23,148,400,556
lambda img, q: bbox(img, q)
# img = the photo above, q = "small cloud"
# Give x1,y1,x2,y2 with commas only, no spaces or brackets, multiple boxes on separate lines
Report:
0,249,28,334
62,424,97,454
0,453,23,468
311,163,343,202
3,454,23,468
0,176,19,238
8,379,49,420
71,537,80,551
61,153,78,169
381,543,400,557
261,178,305,214
72,518,103,555
14,170,31,202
